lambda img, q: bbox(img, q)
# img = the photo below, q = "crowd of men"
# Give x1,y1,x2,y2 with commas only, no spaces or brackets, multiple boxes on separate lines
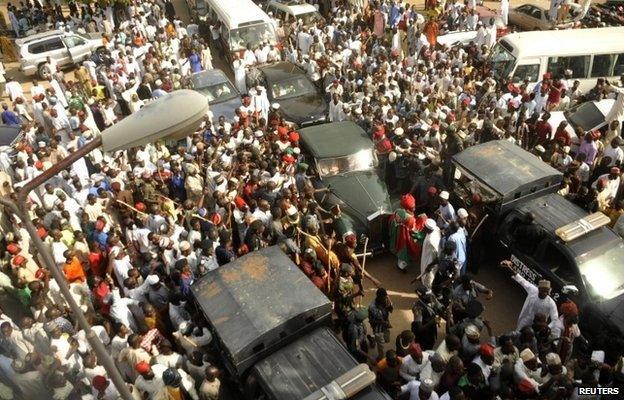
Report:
0,0,623,399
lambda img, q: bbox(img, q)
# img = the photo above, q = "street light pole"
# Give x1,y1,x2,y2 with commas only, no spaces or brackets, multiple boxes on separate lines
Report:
0,90,208,399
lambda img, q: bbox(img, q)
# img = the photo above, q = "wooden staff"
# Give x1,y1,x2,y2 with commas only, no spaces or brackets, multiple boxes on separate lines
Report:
357,236,370,307
116,199,147,215
294,229,301,265
470,214,489,241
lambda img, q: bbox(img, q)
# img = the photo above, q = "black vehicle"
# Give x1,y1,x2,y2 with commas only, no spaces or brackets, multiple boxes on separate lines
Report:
191,246,391,400
298,121,392,250
450,140,624,362
190,69,242,122
250,61,328,126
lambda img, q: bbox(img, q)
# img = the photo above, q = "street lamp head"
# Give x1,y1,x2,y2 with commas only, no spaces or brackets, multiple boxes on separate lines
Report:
101,90,208,152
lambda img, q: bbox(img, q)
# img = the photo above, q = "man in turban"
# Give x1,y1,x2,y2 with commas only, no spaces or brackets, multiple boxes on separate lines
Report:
388,193,427,272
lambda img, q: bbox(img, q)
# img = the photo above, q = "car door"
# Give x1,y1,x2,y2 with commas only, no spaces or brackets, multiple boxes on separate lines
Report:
537,8,551,29
62,35,91,64
537,240,584,303
512,5,532,27
499,212,545,285
43,36,69,65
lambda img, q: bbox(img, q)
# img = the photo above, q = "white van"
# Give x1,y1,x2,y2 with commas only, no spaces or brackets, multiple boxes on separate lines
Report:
205,0,278,63
265,0,324,26
488,27,624,93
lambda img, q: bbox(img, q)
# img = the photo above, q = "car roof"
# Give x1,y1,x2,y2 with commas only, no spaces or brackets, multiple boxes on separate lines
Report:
500,27,624,59
190,69,230,88
191,246,332,375
259,61,305,83
252,327,391,400
452,140,563,198
299,121,373,159
517,193,621,257
209,0,272,29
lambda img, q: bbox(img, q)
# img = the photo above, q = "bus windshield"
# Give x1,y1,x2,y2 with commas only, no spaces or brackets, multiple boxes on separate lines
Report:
489,42,516,79
229,23,276,52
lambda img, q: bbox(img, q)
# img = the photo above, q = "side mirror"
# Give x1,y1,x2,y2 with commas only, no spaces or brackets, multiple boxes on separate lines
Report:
561,285,579,295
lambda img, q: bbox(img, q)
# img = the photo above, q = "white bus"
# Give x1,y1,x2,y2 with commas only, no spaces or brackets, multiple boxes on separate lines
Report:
488,27,624,92
205,0,278,63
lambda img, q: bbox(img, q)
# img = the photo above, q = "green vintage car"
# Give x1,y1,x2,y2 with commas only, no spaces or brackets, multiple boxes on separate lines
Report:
298,121,392,250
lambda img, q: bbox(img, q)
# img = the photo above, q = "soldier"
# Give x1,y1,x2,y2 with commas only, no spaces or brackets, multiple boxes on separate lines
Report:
334,231,363,292
335,263,362,333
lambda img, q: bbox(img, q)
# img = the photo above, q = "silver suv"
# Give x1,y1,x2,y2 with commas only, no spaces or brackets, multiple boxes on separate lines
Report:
17,30,105,79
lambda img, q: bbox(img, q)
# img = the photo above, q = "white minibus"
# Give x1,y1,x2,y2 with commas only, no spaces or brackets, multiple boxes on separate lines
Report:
488,27,624,92
205,0,278,64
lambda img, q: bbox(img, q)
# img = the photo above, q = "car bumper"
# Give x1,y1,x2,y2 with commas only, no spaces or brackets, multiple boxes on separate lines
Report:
19,63,36,76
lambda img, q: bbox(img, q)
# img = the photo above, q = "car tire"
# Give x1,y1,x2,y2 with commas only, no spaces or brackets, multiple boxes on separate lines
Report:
37,63,51,80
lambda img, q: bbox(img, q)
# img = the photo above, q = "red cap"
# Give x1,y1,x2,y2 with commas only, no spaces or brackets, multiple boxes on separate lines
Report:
37,227,47,239
34,161,43,170
210,213,222,225
480,343,495,358
92,375,108,391
35,268,46,280
135,361,151,374
135,202,146,212
11,255,25,266
282,154,295,164
408,343,422,358
518,379,536,395
288,131,300,143
234,196,247,209
400,193,416,211
277,126,289,137
6,243,20,254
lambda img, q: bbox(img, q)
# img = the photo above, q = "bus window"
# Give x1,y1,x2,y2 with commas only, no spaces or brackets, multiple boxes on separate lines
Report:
614,54,624,76
547,55,590,79
513,64,540,83
591,54,616,78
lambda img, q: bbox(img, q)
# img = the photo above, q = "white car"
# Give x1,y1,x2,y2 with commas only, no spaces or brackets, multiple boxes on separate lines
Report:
548,95,623,151
17,30,105,79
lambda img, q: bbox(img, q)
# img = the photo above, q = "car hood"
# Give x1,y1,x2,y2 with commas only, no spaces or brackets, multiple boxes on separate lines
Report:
593,294,624,335
279,94,328,125
209,97,242,122
323,170,392,224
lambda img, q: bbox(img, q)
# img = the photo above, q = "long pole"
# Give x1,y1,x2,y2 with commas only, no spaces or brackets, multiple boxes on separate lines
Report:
1,136,133,400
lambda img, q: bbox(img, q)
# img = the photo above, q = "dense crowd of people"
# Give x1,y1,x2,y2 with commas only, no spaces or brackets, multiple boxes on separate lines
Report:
0,0,623,399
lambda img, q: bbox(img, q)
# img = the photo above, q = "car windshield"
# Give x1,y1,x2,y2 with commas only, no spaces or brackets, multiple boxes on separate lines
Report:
316,149,375,177
489,41,516,79
453,166,500,203
297,11,323,25
271,76,315,100
0,128,20,147
577,240,624,300
229,23,276,52
568,102,605,131
197,82,238,103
